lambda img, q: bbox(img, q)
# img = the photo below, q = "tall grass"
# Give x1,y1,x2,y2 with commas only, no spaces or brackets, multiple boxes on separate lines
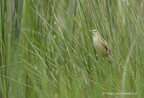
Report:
0,0,144,98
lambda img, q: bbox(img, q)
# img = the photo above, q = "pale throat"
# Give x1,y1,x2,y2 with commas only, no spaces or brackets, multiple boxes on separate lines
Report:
93,33,100,43
92,33,106,54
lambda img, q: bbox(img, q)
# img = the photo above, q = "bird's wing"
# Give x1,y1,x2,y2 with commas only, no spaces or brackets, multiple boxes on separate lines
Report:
100,37,112,53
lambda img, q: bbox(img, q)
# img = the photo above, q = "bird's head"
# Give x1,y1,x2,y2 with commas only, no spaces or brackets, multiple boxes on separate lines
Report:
91,29,98,33
88,29,99,36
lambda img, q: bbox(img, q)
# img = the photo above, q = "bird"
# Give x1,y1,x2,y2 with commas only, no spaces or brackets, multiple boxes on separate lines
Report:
89,29,114,62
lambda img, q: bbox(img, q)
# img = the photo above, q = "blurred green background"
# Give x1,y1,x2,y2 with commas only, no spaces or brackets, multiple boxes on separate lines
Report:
0,0,144,98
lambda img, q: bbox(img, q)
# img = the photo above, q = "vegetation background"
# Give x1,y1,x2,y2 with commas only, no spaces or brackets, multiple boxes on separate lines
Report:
0,0,144,98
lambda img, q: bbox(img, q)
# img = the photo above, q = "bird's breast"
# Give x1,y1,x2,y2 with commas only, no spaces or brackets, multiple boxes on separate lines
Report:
93,36,107,56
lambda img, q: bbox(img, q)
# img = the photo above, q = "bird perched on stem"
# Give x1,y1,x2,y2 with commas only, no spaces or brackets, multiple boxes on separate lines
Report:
89,29,114,62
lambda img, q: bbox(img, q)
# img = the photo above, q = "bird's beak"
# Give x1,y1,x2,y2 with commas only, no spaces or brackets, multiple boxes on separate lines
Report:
87,30,92,32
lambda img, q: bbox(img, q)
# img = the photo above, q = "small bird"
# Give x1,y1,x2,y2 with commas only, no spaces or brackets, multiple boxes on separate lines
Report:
89,29,114,62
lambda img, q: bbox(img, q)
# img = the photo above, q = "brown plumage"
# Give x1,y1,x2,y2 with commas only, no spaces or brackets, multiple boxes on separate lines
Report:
89,29,114,62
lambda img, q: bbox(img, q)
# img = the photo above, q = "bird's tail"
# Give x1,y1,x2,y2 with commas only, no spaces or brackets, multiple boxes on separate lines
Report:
108,54,118,67
108,54,114,62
